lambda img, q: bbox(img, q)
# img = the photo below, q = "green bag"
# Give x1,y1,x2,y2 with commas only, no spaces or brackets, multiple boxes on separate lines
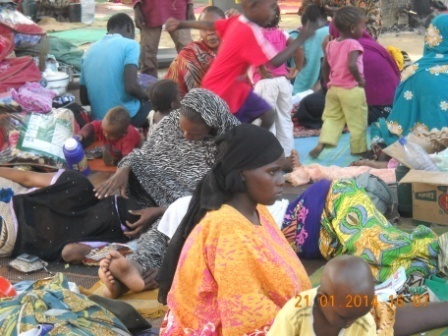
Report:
425,275,448,301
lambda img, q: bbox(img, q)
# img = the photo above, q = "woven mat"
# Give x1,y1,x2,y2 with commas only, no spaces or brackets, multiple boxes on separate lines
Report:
0,257,99,288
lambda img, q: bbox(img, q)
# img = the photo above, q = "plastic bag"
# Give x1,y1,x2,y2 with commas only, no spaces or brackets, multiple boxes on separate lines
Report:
11,82,57,113
0,108,75,168
0,6,43,36
429,147,448,172
9,255,48,273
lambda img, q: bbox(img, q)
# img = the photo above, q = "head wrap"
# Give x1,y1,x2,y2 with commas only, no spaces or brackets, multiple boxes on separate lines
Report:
423,14,448,56
180,88,235,137
118,88,239,209
157,124,284,304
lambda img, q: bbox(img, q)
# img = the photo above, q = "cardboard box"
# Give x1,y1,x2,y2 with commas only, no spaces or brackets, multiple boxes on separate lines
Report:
400,170,448,225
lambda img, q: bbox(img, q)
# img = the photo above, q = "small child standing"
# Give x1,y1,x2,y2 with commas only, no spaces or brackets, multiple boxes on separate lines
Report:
147,79,181,136
164,0,317,129
76,106,142,166
252,4,298,168
309,6,368,158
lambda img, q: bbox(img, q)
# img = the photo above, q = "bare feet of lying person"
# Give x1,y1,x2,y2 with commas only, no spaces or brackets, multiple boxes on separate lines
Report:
283,150,302,172
99,252,129,299
309,143,325,158
100,250,159,297
290,149,302,170
350,159,388,169
61,243,92,264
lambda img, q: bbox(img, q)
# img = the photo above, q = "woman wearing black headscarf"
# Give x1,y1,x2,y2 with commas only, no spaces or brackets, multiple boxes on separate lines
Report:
156,124,311,335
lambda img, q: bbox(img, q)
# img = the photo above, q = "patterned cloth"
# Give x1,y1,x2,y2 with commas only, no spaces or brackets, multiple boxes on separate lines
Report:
160,205,311,336
282,179,331,259
325,0,382,39
0,177,27,257
319,179,439,283
371,15,448,146
165,41,217,97
119,89,240,272
0,273,130,335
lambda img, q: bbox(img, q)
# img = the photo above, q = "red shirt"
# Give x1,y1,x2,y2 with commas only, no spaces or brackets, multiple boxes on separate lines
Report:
132,0,191,28
202,16,277,113
90,120,141,158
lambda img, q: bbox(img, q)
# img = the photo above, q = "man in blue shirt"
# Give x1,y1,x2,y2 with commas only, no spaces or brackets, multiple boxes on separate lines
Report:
80,13,151,127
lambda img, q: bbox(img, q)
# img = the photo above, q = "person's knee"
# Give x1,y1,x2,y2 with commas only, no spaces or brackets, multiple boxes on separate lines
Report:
259,108,275,129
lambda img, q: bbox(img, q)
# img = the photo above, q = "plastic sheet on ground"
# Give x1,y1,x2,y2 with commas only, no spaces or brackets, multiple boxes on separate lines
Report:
0,108,75,168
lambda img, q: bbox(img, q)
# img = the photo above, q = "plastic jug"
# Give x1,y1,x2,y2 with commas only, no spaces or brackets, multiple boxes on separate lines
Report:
81,0,95,24
63,138,90,176
398,137,439,171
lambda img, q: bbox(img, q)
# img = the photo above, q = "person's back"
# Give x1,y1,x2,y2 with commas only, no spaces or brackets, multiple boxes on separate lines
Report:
309,6,368,159
292,25,329,93
201,15,277,114
81,35,141,120
326,38,364,89
252,27,289,83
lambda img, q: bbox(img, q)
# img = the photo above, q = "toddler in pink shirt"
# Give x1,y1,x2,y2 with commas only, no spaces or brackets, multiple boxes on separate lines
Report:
252,4,300,168
310,6,368,158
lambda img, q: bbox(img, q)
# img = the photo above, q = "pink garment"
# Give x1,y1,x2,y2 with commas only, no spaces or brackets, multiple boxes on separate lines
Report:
252,28,289,84
327,39,364,89
285,164,396,186
11,82,57,113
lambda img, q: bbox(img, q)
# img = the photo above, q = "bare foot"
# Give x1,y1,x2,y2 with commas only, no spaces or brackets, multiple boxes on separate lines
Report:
61,243,92,264
98,253,129,299
309,143,325,158
107,249,146,292
290,150,302,170
350,159,388,169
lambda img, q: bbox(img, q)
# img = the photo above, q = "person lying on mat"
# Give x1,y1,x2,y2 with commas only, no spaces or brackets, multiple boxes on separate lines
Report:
0,168,138,262
99,173,438,300
269,255,448,336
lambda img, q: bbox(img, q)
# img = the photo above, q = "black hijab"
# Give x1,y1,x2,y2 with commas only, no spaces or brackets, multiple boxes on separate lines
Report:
157,124,284,304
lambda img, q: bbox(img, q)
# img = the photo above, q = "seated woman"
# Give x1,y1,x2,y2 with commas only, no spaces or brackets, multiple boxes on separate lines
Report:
0,168,132,262
95,89,239,295
165,6,225,97
371,14,448,147
156,124,311,334
295,22,400,128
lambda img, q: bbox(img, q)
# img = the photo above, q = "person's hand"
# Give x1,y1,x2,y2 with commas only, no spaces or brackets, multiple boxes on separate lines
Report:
124,207,166,238
73,134,83,142
259,65,272,79
286,67,299,79
94,166,130,199
358,78,366,87
225,8,240,17
164,17,180,32
186,4,195,21
134,4,146,29
299,21,318,41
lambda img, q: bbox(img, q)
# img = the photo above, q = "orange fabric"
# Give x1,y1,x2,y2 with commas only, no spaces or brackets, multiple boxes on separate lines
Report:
160,204,311,336
86,141,117,172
